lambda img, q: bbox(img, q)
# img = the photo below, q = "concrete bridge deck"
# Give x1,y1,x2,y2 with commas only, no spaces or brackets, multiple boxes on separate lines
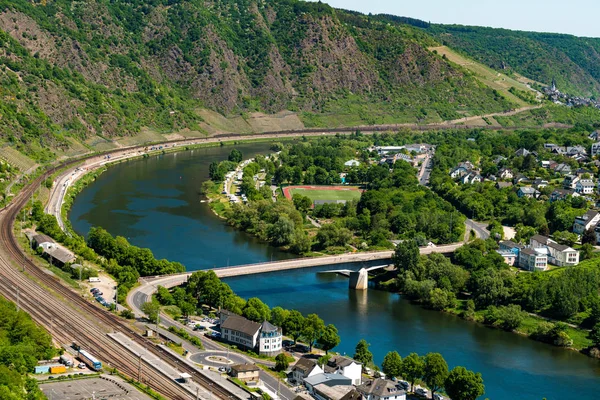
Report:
127,243,462,318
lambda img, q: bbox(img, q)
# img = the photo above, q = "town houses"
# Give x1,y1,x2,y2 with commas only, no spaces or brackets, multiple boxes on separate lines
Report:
498,235,580,271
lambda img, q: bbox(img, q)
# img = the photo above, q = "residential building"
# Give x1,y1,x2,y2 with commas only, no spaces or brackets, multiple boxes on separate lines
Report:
518,248,548,272
492,155,507,164
497,250,517,266
513,174,528,184
563,175,580,189
357,379,406,400
291,357,324,385
229,364,260,384
460,171,482,185
344,160,361,167
549,189,580,202
499,240,524,255
517,187,540,199
220,312,282,356
554,163,572,175
532,179,549,189
573,210,600,235
592,143,600,158
530,235,580,267
515,148,530,157
496,182,513,189
323,355,362,386
575,179,595,195
258,321,283,356
498,167,514,180
450,161,475,179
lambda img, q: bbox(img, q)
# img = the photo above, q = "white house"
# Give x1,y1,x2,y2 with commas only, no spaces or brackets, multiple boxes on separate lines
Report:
498,167,514,180
258,321,282,356
530,235,579,267
460,172,482,185
220,312,282,356
291,357,324,385
357,379,406,400
323,355,362,386
344,160,361,167
573,210,600,235
518,248,548,272
575,179,595,195
517,187,540,199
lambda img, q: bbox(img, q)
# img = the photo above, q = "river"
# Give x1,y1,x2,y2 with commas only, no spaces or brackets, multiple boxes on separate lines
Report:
69,143,600,400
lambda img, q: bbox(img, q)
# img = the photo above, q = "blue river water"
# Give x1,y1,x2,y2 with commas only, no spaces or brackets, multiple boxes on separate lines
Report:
68,143,600,400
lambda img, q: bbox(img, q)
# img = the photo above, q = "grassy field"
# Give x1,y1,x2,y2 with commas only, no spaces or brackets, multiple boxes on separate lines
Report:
286,186,362,202
429,46,537,107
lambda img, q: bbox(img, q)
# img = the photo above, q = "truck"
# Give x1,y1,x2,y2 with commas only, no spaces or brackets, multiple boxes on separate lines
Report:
50,365,67,374
60,355,73,367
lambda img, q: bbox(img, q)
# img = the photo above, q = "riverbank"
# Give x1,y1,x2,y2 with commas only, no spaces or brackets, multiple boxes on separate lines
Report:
372,271,596,357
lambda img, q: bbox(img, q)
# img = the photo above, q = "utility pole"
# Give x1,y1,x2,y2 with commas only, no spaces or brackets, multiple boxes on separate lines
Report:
15,286,19,312
196,388,200,400
115,285,118,311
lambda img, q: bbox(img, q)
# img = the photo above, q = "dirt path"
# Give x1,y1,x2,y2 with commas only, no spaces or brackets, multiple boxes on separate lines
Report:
441,105,543,126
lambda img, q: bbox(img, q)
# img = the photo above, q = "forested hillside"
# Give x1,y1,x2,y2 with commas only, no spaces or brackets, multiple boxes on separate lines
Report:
429,24,600,97
0,0,514,159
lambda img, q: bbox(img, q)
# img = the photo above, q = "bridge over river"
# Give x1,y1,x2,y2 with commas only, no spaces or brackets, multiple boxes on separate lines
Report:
127,243,462,317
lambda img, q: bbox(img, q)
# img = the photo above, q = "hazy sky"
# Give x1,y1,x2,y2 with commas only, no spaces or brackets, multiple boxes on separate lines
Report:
307,0,599,37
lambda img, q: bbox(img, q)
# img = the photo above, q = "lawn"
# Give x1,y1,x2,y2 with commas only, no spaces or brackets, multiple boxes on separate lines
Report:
286,186,362,202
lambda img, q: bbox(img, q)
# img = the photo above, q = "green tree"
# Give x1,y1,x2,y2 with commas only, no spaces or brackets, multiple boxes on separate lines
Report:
444,366,485,400
381,351,402,379
393,240,421,278
141,300,161,323
582,229,597,245
428,288,457,310
353,339,373,368
401,353,424,392
423,353,448,399
243,298,271,322
318,324,341,354
302,314,325,352
275,353,289,372
228,149,243,163
268,216,296,246
589,323,600,347
270,307,290,327
282,310,305,344
293,194,313,213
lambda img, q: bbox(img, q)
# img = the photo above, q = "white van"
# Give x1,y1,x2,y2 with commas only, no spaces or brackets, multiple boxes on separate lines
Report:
88,277,101,283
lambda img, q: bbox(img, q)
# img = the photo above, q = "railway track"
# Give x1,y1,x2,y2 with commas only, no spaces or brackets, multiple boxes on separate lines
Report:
0,121,561,398
0,176,237,399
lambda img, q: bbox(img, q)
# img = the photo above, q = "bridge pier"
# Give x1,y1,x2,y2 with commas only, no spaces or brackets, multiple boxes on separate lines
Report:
349,268,368,290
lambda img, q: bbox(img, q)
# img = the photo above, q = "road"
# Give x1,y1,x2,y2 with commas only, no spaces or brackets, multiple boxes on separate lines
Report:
152,316,295,400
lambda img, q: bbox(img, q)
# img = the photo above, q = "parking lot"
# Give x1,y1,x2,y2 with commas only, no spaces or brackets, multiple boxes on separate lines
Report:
40,375,154,400
87,275,117,307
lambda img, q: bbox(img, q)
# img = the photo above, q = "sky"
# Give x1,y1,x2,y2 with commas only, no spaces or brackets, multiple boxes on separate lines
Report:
306,0,599,38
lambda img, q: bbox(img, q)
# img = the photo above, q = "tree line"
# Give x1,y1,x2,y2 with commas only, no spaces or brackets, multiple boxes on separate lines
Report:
151,270,341,353
393,238,600,349
355,339,484,400
0,296,56,399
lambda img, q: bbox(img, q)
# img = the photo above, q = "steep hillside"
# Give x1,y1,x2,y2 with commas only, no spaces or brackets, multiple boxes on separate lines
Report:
429,24,600,97
0,0,515,160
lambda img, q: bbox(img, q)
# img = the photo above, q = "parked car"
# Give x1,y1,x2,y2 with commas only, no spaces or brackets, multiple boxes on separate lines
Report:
434,394,444,400
78,363,86,369
90,288,98,293
416,388,428,397
398,380,409,390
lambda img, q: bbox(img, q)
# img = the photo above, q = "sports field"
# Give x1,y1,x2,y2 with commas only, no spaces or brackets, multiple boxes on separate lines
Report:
283,185,362,202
